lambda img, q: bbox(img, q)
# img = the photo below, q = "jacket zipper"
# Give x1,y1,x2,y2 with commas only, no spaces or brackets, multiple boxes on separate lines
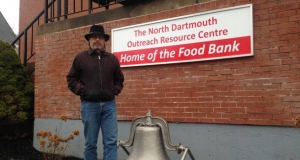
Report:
98,55,103,90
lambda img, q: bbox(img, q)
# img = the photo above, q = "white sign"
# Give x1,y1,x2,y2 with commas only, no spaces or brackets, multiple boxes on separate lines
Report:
112,4,253,67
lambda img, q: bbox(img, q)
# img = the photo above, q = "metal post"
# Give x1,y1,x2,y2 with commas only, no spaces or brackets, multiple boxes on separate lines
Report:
64,0,68,19
44,0,48,23
88,0,92,14
73,0,75,13
105,0,109,10
23,31,28,66
57,0,61,21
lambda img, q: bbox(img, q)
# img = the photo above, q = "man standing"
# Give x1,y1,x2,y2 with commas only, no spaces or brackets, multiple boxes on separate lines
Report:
67,24,124,160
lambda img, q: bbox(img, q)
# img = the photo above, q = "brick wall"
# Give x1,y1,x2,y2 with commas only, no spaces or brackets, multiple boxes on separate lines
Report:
34,0,300,126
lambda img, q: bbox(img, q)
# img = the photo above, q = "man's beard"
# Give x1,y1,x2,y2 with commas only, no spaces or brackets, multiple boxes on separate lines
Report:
92,43,105,52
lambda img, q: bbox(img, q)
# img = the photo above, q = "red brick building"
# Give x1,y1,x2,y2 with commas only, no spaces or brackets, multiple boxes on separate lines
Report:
19,0,300,159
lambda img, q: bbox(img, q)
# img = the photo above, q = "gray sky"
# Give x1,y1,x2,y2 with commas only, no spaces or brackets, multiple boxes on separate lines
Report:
0,0,20,34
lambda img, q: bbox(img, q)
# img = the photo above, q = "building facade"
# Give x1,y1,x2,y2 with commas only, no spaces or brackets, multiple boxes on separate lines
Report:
20,0,300,159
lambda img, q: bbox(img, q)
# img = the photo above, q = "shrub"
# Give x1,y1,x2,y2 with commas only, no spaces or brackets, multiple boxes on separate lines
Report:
0,40,34,136
36,115,80,160
295,115,300,128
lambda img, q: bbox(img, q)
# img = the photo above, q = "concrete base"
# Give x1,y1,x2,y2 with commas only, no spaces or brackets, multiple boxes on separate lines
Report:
33,118,300,160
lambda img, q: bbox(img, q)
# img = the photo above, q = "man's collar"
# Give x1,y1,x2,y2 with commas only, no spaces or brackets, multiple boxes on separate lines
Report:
88,47,108,56
87,48,94,55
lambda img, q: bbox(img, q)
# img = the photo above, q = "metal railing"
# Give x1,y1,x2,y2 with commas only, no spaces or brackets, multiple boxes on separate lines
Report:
11,0,122,66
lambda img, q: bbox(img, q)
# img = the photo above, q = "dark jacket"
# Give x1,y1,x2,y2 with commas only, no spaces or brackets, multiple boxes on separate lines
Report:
66,48,124,102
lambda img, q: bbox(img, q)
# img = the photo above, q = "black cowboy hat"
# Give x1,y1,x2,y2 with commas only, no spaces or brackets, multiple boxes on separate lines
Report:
84,25,110,41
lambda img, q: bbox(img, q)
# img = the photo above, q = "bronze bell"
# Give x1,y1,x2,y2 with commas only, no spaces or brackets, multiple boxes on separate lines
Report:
127,126,170,160
118,110,195,160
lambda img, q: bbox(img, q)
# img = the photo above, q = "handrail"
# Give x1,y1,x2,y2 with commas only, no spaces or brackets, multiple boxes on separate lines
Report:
10,0,120,66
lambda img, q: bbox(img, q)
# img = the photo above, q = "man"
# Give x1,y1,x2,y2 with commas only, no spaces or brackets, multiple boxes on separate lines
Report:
66,24,124,160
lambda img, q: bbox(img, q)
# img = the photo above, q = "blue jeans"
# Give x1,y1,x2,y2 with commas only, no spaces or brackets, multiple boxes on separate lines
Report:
81,100,118,160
